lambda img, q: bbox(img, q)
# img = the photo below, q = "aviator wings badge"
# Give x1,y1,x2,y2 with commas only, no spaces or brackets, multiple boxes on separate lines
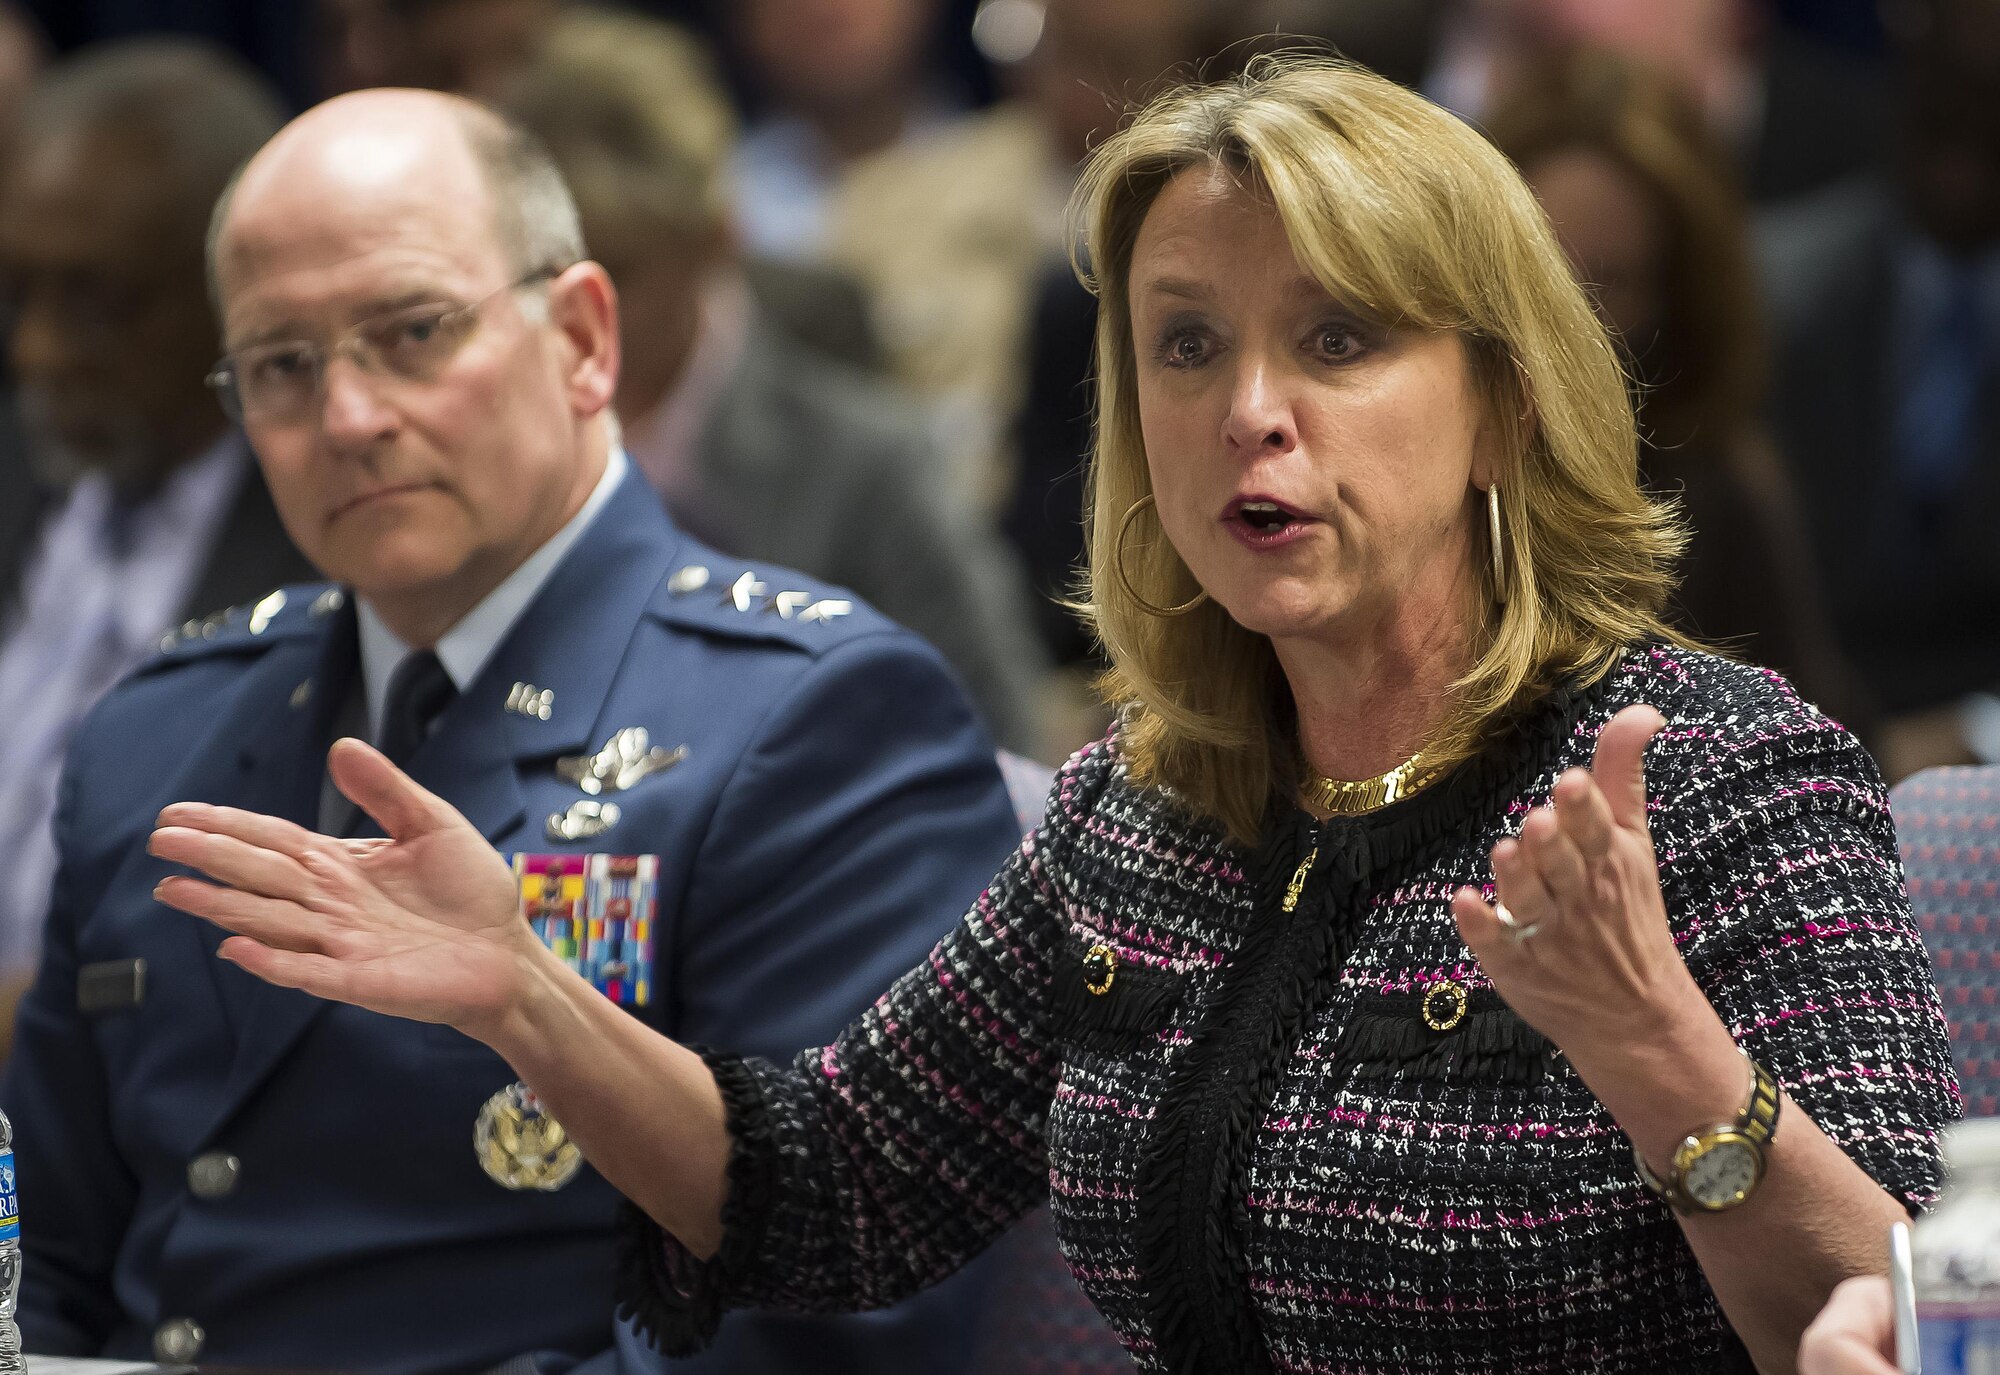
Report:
555,727,687,796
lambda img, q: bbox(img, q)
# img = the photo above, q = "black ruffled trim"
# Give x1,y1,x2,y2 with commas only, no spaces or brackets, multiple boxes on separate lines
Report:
1130,677,1599,1373
1332,986,1554,1086
616,1046,779,1356
1050,936,1186,1054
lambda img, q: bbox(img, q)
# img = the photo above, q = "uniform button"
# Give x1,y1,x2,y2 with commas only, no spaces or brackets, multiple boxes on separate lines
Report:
155,1317,205,1363
187,1152,241,1200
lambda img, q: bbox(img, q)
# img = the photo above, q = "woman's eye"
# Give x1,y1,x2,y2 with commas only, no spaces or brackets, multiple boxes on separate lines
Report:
1312,324,1363,362
1157,329,1211,369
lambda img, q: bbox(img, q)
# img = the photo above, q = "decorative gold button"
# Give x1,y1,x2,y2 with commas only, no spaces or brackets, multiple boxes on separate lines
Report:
1421,979,1468,1031
1082,943,1117,996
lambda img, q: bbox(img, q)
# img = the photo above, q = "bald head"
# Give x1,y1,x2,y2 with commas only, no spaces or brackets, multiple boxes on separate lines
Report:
204,84,621,650
209,88,581,317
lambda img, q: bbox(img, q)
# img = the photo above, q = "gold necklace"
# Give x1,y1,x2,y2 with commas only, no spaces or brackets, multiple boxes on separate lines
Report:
1299,747,1447,816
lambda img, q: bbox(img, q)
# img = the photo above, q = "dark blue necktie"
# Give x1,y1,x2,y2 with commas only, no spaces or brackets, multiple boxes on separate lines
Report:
375,650,456,769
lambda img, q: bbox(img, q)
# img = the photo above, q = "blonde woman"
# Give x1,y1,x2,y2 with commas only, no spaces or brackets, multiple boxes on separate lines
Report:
152,58,1955,1373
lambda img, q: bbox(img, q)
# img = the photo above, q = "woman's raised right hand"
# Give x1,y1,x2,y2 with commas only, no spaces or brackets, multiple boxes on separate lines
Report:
150,737,540,1043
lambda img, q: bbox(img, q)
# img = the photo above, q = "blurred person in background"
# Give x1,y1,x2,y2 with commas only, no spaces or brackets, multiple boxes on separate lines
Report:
0,39,308,1055
1757,0,2000,780
0,3,43,157
316,0,558,99
829,0,1216,452
503,8,1049,755
837,0,1219,756
1486,48,1859,723
726,0,960,261
1428,0,1885,202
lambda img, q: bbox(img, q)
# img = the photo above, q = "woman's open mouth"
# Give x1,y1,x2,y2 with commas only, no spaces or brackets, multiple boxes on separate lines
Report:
1224,497,1314,548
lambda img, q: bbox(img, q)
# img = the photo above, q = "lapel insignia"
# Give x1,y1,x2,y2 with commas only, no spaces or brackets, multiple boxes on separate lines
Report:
723,571,768,612
290,680,314,710
547,799,620,843
668,565,711,595
555,727,687,796
310,587,346,618
157,632,177,653
798,598,853,625
763,590,812,618
506,682,555,720
248,589,288,635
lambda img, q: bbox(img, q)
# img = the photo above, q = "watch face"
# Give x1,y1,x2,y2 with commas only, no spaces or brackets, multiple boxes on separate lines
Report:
1684,1137,1761,1209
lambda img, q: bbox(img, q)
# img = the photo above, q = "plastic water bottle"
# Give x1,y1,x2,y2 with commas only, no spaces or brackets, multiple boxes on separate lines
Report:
0,1110,20,1374
1915,1117,2000,1373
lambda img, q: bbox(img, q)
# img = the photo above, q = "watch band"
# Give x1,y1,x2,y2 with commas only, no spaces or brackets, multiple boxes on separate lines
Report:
1635,1053,1782,1213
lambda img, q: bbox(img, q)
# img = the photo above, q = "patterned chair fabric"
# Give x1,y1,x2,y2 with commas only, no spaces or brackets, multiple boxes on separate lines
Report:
975,751,1134,1373
1890,764,2000,1116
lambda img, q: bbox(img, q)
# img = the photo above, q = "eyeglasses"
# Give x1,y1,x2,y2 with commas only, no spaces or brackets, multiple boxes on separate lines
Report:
206,266,563,424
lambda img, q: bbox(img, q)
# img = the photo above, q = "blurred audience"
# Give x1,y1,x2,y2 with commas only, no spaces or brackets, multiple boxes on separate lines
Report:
502,7,1050,752
1757,0,2000,779
0,40,309,1036
828,0,1217,511
0,3,43,157
1487,49,1858,721
316,0,558,99
1428,0,1886,202
1233,0,1448,88
727,0,960,260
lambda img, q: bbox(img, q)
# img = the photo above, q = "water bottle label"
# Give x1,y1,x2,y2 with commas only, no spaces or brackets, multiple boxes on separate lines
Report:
0,1149,16,1242
1920,1310,2000,1374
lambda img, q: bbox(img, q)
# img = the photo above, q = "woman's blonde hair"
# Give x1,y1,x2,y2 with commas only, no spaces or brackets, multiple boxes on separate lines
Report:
1073,55,1686,846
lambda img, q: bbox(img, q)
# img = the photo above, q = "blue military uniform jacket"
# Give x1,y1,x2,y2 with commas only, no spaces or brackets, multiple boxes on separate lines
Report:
4,468,1023,1374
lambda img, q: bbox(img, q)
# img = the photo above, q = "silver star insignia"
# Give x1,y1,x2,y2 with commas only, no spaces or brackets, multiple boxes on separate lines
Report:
668,565,711,595
763,590,812,618
249,589,288,635
724,572,769,612
798,599,853,625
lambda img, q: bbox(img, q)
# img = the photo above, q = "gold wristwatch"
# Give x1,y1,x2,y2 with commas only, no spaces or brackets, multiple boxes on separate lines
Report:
1634,1054,1782,1214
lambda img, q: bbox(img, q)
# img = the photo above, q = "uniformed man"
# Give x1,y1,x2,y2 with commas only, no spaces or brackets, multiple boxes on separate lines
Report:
2,88,1021,1374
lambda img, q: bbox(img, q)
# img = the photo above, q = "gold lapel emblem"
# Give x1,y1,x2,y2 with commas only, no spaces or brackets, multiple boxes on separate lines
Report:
555,727,687,796
474,1081,583,1191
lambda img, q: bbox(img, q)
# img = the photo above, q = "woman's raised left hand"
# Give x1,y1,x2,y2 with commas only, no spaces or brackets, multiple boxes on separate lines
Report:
1450,703,1711,1055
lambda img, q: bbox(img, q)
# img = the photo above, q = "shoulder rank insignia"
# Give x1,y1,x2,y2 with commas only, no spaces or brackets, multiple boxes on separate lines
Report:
723,571,768,612
799,598,852,624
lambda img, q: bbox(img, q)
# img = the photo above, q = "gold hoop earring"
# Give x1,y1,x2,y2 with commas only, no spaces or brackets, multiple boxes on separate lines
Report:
1487,484,1508,604
1114,494,1210,617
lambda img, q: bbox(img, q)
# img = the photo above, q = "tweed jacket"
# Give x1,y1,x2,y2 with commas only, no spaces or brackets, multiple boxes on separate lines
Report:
624,644,1959,1373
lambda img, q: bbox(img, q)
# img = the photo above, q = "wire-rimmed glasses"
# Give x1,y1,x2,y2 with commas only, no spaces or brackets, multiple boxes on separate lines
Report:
206,265,563,424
